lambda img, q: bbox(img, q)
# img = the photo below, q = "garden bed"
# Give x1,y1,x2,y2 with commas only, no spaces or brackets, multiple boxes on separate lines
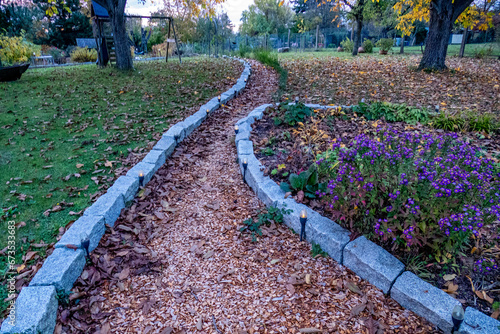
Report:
251,102,500,318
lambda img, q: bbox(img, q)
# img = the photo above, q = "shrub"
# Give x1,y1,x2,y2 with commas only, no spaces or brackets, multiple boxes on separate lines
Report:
432,111,497,133
317,129,500,262
70,47,97,63
362,39,374,53
473,45,493,59
46,47,66,64
271,102,312,127
238,43,252,58
340,38,354,53
376,38,393,52
0,34,40,66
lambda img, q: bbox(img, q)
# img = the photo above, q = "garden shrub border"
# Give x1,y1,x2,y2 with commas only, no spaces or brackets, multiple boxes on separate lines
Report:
235,103,500,334
0,56,252,334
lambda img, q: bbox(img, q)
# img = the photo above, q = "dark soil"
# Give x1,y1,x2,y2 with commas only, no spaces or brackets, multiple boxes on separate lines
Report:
252,105,500,317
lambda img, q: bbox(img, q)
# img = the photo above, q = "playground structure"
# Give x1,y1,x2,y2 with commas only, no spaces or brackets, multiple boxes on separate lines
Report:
90,1,182,67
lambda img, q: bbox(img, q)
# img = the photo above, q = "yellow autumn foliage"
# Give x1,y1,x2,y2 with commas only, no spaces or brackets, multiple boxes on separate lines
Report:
0,35,41,66
394,0,495,36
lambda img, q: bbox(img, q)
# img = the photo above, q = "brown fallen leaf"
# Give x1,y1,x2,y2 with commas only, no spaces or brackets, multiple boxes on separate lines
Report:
118,267,130,280
346,281,363,295
350,303,366,316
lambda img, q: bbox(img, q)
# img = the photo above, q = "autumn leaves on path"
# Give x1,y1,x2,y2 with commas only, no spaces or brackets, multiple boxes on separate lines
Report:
56,61,437,334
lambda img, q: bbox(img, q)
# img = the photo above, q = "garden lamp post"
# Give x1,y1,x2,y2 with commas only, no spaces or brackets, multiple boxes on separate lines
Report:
234,125,239,134
242,157,248,183
451,305,464,332
138,171,144,187
218,95,221,104
300,209,307,241
295,96,299,103
80,233,92,264
206,108,210,115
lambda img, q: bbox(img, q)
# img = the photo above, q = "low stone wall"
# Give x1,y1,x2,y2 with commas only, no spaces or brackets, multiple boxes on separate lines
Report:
235,103,500,334
0,56,252,334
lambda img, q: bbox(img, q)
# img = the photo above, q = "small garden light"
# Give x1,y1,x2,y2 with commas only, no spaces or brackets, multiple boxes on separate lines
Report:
80,233,92,264
234,125,239,134
206,108,210,114
451,305,464,332
242,157,248,183
244,78,247,83
218,95,221,103
295,96,299,103
138,171,144,187
299,209,307,241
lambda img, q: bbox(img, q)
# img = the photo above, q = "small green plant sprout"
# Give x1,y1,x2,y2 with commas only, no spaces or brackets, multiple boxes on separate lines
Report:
240,206,291,242
311,243,328,258
280,164,326,199
261,147,275,156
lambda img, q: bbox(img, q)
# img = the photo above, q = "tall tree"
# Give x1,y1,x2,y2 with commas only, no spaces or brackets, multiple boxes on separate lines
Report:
36,0,93,49
394,0,495,69
240,0,294,36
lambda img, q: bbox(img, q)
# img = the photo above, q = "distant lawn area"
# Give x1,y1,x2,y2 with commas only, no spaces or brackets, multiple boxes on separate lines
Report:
280,54,500,114
278,42,500,60
0,58,242,313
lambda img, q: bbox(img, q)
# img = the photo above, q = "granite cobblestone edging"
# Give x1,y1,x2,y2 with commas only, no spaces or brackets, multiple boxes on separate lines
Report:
0,56,252,334
235,103,500,334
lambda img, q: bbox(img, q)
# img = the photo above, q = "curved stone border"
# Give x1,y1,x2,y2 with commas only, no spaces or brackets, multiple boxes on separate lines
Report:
0,56,252,334
235,103,500,334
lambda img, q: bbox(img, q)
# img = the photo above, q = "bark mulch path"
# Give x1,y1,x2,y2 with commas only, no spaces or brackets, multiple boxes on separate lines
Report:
56,61,439,334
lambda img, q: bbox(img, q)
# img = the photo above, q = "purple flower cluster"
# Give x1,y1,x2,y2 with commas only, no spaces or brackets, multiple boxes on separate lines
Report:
317,128,500,258
474,258,498,274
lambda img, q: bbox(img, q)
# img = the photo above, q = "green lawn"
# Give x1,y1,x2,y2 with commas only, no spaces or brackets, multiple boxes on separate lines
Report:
0,57,242,314
278,42,500,60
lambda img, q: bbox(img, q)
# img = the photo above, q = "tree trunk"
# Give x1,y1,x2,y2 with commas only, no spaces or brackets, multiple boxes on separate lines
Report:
459,28,468,57
106,0,133,70
418,0,473,70
400,34,405,54
352,18,362,56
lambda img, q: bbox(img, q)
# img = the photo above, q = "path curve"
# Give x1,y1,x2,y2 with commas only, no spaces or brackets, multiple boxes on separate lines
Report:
56,61,438,334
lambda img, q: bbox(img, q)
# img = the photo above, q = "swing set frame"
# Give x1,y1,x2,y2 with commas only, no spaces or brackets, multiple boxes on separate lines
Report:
91,1,182,67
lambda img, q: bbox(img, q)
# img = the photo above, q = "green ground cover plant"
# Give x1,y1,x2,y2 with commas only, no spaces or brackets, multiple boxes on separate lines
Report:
0,57,242,314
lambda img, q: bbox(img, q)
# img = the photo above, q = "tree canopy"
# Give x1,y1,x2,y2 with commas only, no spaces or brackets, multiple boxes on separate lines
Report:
240,0,295,36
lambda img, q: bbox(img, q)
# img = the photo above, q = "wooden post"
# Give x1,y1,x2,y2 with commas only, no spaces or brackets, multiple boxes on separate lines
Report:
316,25,319,50
171,18,182,63
166,19,171,62
459,28,468,58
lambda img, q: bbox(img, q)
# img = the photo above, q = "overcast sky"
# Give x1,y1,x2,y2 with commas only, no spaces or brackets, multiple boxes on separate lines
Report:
125,0,255,31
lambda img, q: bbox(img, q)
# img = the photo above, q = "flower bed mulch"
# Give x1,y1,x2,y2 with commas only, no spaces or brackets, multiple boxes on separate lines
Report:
251,104,500,318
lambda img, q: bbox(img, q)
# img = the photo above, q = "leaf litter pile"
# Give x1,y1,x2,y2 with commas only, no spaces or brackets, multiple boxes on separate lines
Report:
55,61,437,333
282,56,499,114
0,58,242,316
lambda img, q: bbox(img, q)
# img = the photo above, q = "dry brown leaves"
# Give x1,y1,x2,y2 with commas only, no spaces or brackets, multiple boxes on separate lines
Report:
282,56,500,114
